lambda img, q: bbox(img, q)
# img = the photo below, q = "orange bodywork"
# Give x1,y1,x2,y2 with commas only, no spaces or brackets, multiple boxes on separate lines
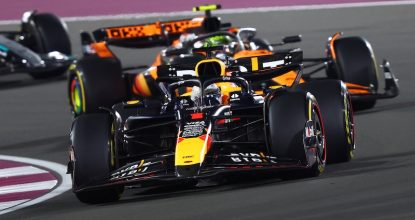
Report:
90,42,114,58
233,50,303,87
133,67,158,96
134,73,152,97
329,32,342,60
151,53,162,67
345,82,371,95
273,70,305,86
234,50,273,59
132,29,304,97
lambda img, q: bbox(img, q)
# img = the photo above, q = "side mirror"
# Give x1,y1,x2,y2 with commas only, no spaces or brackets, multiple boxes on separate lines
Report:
282,35,302,44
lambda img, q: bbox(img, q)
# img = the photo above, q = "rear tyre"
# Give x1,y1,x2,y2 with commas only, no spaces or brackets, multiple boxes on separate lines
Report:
71,113,123,203
332,37,379,110
298,80,355,163
24,12,72,79
267,91,326,178
68,56,126,116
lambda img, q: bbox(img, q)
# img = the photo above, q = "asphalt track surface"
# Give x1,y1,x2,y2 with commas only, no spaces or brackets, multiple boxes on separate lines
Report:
1,4,415,220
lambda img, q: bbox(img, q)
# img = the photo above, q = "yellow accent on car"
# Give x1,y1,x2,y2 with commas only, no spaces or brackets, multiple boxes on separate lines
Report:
180,92,192,97
193,4,220,12
73,66,86,113
251,57,259,71
126,100,140,105
195,58,226,76
269,85,283,90
308,100,312,121
110,122,116,167
344,96,352,145
175,137,206,166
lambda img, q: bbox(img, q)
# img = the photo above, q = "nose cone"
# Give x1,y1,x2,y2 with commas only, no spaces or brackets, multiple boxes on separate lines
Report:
176,164,200,178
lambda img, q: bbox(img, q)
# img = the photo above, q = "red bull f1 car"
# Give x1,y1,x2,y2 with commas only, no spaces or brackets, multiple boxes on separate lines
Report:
69,50,353,203
0,11,72,79
67,5,398,203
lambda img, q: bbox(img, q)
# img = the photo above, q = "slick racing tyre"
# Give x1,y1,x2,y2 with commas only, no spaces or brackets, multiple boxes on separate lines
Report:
298,80,355,163
26,13,71,55
70,113,123,203
331,36,379,110
24,12,72,79
267,91,326,178
68,56,126,116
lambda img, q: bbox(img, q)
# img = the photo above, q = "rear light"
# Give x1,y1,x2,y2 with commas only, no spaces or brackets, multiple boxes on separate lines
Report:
191,113,204,119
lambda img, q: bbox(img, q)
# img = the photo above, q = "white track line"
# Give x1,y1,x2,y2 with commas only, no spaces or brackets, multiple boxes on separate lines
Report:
0,200,29,211
0,180,58,195
0,166,47,178
0,155,71,216
1,0,414,25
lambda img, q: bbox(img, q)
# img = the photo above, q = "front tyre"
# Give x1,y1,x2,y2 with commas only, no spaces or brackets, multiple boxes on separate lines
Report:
24,12,71,55
301,104,326,177
267,91,326,178
298,80,355,163
331,36,379,110
24,12,72,79
70,113,123,203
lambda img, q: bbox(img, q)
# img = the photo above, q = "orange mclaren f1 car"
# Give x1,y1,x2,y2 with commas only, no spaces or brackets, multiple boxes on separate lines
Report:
68,4,398,114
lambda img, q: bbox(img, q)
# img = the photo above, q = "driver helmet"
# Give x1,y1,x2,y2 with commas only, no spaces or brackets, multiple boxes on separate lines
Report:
204,84,222,105
203,35,232,47
200,35,238,57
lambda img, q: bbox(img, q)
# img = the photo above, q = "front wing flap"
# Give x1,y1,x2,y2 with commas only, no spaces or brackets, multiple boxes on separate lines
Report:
348,59,399,101
75,151,305,192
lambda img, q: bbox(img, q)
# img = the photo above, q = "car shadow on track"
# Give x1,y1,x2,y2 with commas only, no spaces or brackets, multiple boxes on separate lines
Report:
323,150,415,179
0,74,66,91
355,101,415,115
108,176,284,206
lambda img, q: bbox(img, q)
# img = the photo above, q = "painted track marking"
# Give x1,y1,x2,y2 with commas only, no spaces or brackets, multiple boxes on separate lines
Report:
0,180,58,195
0,155,71,216
0,166,48,178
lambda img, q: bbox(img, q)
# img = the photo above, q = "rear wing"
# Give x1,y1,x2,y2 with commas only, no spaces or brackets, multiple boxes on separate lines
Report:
92,18,205,48
232,49,303,72
153,50,303,82
91,4,227,48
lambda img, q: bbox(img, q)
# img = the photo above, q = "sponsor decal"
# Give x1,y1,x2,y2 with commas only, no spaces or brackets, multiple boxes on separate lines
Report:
110,160,162,180
181,121,205,138
229,152,277,163
262,60,285,68
229,92,241,102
